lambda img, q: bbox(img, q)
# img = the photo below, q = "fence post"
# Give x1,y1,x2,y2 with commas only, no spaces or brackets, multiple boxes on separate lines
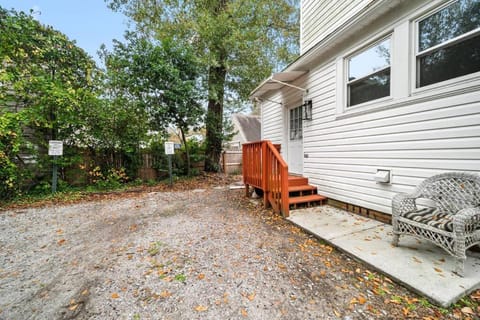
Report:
222,151,226,174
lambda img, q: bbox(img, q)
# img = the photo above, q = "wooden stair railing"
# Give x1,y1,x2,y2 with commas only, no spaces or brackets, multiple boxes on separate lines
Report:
243,141,290,217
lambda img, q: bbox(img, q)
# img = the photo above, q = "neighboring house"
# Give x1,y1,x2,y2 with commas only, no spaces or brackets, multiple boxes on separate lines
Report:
250,0,480,215
226,114,261,150
222,114,261,174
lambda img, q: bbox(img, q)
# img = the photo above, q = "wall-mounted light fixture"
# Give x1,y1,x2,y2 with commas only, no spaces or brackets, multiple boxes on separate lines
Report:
302,99,312,120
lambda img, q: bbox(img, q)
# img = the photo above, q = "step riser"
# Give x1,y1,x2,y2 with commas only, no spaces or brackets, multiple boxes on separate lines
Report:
288,178,309,186
289,190,316,197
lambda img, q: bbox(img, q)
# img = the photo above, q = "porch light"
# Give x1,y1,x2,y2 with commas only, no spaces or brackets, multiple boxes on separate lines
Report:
302,100,312,120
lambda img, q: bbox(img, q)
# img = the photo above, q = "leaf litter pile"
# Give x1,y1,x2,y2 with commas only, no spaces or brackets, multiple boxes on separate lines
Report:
1,175,479,319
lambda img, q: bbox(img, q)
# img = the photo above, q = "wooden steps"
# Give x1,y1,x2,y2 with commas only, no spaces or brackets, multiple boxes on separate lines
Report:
289,194,327,205
288,175,309,186
287,175,327,210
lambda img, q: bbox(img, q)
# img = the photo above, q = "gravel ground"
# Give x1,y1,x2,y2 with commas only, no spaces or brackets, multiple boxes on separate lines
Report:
0,183,477,319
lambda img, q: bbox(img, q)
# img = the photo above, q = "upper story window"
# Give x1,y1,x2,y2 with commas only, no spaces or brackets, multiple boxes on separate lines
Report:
347,37,391,107
416,0,480,88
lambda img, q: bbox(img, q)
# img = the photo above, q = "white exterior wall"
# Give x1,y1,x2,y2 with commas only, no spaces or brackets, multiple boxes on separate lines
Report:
261,0,480,215
304,62,480,214
301,0,374,54
261,95,283,145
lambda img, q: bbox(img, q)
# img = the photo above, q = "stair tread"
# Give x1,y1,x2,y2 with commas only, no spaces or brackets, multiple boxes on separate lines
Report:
288,185,317,192
289,194,327,205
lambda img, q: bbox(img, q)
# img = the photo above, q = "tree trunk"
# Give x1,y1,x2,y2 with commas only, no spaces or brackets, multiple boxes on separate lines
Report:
204,59,227,172
179,126,191,176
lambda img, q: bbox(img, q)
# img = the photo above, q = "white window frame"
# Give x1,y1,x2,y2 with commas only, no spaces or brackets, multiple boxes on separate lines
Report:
336,32,395,117
411,0,480,96
289,105,303,141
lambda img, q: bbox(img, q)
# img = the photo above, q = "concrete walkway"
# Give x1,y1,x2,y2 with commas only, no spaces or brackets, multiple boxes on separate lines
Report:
287,205,480,307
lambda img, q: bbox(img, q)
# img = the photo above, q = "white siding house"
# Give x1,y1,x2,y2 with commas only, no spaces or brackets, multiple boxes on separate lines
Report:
252,0,480,215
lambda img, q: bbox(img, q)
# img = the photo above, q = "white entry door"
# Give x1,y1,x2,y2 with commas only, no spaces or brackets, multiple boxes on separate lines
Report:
288,105,303,175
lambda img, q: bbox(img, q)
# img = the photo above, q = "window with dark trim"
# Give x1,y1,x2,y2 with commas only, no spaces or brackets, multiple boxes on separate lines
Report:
416,0,480,88
347,37,391,107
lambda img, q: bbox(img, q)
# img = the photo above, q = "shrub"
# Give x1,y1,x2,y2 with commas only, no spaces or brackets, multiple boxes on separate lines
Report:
0,112,26,199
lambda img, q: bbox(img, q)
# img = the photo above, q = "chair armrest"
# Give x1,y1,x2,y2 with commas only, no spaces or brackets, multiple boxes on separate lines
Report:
453,207,480,233
392,193,417,217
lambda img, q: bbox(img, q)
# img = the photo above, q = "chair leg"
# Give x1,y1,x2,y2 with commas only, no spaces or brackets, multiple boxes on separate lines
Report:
454,258,465,277
392,233,400,247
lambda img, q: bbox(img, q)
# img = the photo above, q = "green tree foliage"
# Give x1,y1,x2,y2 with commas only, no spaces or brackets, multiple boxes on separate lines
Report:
0,112,26,199
107,0,299,171
0,7,99,178
101,33,204,175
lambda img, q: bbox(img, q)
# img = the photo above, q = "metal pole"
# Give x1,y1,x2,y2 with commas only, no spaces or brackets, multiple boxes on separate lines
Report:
168,154,173,187
52,155,58,193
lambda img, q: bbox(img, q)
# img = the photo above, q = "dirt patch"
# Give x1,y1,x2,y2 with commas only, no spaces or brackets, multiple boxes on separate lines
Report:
0,182,478,319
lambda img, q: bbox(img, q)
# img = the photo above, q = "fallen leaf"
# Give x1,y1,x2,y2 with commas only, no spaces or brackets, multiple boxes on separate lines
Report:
402,307,409,316
111,293,119,299
461,307,475,315
358,295,367,305
194,305,208,312
433,267,443,273
56,229,63,235
81,289,88,296
333,310,341,317
247,292,256,301
57,239,66,245
471,290,480,300
241,308,248,317
197,273,205,280
69,304,78,311
412,256,422,263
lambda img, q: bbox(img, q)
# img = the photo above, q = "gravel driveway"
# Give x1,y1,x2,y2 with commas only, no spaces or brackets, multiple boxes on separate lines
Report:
0,184,472,319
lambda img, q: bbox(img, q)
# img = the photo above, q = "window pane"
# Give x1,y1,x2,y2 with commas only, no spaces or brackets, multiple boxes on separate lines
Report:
419,0,480,52
418,34,480,87
348,68,391,106
349,38,390,80
289,106,303,140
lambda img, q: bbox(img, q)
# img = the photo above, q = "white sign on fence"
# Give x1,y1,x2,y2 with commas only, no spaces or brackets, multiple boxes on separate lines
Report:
48,140,63,156
164,142,175,155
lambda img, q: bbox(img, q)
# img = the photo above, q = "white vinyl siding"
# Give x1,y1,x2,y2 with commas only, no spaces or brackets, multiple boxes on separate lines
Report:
260,95,283,145
259,0,480,215
302,60,480,214
301,0,374,54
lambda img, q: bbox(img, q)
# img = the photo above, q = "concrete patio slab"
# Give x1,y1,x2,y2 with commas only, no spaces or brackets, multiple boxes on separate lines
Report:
288,205,480,307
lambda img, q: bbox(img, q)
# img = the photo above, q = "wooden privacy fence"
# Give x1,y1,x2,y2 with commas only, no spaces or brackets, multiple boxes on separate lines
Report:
221,150,242,174
243,141,289,217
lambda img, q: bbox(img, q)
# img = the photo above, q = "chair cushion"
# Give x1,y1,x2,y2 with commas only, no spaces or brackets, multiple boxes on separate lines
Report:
401,207,453,232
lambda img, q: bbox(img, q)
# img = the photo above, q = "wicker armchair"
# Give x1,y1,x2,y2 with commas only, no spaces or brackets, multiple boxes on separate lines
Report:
392,172,480,276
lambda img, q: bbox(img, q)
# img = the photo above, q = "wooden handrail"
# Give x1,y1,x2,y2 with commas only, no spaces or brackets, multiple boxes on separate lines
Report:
243,140,289,217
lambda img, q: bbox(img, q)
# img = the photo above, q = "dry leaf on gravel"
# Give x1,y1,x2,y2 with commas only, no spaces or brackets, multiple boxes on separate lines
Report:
111,293,119,299
358,295,367,305
241,308,248,317
194,305,208,312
